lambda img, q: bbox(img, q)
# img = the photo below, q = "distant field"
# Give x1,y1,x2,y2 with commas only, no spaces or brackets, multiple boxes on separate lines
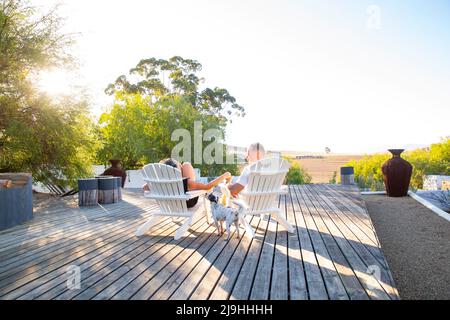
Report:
289,154,365,183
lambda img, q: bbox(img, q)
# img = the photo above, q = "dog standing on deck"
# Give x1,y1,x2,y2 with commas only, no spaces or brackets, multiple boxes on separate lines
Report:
207,192,247,240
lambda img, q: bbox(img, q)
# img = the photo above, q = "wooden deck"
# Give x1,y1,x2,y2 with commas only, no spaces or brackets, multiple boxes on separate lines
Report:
0,184,399,300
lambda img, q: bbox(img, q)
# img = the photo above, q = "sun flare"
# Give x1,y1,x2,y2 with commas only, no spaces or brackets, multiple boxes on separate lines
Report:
37,69,74,95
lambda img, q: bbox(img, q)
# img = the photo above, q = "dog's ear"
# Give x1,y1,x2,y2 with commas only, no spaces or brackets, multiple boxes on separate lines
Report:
207,193,218,202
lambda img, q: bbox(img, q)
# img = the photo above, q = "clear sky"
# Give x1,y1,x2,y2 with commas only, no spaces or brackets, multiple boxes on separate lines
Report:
35,0,450,154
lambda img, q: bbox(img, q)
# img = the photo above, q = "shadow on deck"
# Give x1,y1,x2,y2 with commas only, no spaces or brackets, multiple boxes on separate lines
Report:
0,184,399,300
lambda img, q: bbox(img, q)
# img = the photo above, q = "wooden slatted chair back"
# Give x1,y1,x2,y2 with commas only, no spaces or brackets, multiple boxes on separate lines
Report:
141,163,188,215
244,157,290,213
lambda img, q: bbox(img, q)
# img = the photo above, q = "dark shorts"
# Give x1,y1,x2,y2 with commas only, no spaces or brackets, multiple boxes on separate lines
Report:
183,178,199,208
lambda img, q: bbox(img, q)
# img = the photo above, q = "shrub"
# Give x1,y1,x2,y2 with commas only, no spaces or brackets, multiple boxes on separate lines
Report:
285,159,312,184
329,171,337,184
347,153,389,191
346,137,449,191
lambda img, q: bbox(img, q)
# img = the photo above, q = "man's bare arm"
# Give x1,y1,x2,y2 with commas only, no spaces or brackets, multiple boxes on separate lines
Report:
228,183,244,198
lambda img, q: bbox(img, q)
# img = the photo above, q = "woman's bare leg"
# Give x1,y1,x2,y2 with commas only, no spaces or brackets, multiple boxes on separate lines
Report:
181,162,196,181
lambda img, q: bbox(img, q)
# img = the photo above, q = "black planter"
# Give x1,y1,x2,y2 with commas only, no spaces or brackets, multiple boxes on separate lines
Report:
382,149,413,197
0,173,33,230
340,166,355,185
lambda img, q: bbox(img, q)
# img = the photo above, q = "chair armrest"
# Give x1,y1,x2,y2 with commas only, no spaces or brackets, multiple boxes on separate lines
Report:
280,185,289,194
143,178,182,183
144,192,191,200
144,189,210,200
241,187,289,197
186,189,210,199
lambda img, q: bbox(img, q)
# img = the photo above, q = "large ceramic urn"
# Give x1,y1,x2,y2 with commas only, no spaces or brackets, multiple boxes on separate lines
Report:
382,149,412,197
102,160,126,188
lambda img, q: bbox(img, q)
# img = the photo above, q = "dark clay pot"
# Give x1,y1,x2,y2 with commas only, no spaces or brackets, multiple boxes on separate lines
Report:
382,149,412,197
102,160,126,188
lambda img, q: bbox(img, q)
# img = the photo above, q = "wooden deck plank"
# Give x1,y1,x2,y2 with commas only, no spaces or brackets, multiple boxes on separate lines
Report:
72,218,210,300
0,204,158,295
229,216,269,300
293,186,349,300
300,186,370,300
188,220,253,300
248,216,277,300
150,231,224,300
0,204,92,242
269,195,289,300
285,189,308,300
307,186,389,268
298,185,394,300
169,229,235,300
53,219,188,300
21,219,178,300
306,185,399,299
0,203,156,279
97,222,214,300
0,201,158,267
316,185,379,245
323,185,374,229
0,198,156,253
289,187,329,300
209,216,261,300
0,185,399,300
0,209,161,299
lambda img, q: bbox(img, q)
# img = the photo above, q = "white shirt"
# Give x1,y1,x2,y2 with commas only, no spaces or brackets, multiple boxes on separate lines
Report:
236,165,251,187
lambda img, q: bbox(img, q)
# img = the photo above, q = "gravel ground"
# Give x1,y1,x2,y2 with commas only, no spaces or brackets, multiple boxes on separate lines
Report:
363,195,450,300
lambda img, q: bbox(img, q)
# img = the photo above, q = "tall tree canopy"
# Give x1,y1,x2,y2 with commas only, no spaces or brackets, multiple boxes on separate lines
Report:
105,56,245,121
99,57,245,175
0,0,97,187
0,0,72,96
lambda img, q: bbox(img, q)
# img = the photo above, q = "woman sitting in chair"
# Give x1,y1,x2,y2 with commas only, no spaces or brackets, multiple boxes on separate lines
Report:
143,158,232,208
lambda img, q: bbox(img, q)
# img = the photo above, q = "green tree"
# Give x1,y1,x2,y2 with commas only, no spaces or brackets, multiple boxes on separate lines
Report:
105,56,245,121
0,0,72,96
1,95,98,187
99,56,246,176
97,92,238,176
97,92,153,169
0,0,97,187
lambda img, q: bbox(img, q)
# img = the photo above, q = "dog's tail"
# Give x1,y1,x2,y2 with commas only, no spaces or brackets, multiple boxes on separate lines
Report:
231,199,248,210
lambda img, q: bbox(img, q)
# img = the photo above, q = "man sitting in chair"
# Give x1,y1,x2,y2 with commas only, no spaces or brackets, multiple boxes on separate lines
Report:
227,142,266,198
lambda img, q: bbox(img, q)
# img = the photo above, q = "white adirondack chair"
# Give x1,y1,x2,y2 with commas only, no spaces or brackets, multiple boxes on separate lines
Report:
239,157,295,238
135,163,211,240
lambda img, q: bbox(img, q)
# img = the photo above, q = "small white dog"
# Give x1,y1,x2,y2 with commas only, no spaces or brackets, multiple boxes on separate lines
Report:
207,191,247,240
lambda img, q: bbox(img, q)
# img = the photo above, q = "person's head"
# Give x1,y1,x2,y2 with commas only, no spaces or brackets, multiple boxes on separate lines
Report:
246,142,266,163
160,158,182,170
